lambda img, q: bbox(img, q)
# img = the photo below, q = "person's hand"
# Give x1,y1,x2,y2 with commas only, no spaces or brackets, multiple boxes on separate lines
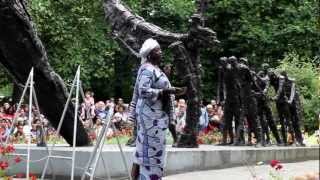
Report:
162,87,176,96
127,115,135,122
162,87,187,96
174,87,187,96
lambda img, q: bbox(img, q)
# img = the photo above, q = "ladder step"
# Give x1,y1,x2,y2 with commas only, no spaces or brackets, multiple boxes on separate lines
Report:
85,172,92,176
48,155,73,160
9,153,28,156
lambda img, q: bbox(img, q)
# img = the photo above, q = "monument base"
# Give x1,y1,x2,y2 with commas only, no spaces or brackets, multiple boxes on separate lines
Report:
10,144,319,179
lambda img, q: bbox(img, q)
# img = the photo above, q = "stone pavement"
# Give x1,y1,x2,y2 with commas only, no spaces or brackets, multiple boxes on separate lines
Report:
164,160,319,180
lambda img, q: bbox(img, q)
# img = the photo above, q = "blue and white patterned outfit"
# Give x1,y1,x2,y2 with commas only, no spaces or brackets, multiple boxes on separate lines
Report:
130,62,173,180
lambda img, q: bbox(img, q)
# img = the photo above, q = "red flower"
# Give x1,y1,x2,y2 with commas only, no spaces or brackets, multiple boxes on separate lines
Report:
14,156,22,163
275,164,283,170
197,138,204,144
15,173,24,178
270,160,280,167
0,146,5,155
5,144,15,153
30,173,37,180
0,160,9,170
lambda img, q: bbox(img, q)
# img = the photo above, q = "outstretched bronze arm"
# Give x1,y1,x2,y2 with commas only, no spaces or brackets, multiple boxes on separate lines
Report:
103,0,188,53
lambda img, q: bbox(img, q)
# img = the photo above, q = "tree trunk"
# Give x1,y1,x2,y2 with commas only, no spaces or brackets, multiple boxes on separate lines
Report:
0,0,89,146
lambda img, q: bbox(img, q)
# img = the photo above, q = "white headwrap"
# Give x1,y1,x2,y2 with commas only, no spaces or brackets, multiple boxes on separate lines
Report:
139,38,160,64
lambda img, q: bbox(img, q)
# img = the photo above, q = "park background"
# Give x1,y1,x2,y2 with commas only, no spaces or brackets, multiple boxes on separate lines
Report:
0,0,319,132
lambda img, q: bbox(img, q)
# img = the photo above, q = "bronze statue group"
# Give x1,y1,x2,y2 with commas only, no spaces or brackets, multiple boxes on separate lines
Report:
217,56,305,147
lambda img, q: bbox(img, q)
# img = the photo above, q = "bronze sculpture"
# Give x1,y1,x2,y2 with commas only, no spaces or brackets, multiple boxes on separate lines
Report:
103,0,219,147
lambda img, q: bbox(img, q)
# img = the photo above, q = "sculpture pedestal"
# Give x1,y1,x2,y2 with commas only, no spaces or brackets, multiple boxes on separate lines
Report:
177,133,199,148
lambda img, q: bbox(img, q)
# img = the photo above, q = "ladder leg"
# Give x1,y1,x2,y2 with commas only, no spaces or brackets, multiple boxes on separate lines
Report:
112,123,132,180
89,120,113,180
101,155,111,180
41,68,77,180
81,121,108,180
41,157,51,179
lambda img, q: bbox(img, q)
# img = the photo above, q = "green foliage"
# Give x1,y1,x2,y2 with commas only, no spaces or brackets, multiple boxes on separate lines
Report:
124,0,194,32
26,0,195,100
276,53,320,132
201,0,319,99
0,66,12,97
28,0,119,99
206,0,320,64
2,0,312,103
0,84,12,97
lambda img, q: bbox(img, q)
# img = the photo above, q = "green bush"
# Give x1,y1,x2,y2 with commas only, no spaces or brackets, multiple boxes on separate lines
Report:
276,53,320,132
0,85,12,97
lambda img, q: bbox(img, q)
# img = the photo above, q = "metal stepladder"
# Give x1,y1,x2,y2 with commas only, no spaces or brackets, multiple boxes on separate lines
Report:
3,68,54,180
81,107,132,180
40,66,83,180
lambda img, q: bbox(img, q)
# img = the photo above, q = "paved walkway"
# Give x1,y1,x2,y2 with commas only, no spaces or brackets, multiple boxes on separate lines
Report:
164,160,319,180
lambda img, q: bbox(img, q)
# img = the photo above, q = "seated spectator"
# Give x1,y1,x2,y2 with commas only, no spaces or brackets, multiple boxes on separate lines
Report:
115,98,125,113
94,119,103,138
83,119,96,141
204,101,224,133
112,105,127,130
31,118,41,143
23,121,32,139
176,99,187,133
42,116,50,141
110,98,115,106
16,108,28,124
13,121,25,142
210,100,223,122
0,122,10,142
105,99,115,114
0,107,13,121
3,102,14,115
80,91,95,121
199,101,209,131
95,101,107,120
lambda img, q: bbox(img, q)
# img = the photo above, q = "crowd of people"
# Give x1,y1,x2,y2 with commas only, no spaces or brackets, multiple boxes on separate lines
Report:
0,100,52,145
79,91,224,143
0,92,221,145
0,93,134,145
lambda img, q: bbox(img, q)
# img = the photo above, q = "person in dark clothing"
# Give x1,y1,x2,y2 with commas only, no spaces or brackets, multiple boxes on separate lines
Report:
255,63,283,145
237,57,262,147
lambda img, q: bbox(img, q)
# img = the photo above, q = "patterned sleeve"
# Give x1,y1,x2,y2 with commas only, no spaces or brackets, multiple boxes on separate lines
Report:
138,69,162,102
